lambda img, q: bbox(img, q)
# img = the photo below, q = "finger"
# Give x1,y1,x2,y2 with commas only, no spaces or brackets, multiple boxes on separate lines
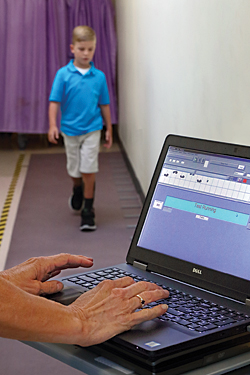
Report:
131,304,168,326
106,142,112,149
124,280,166,300
78,277,135,307
40,280,64,295
96,277,135,295
41,269,61,282
136,288,169,305
105,276,135,288
53,132,58,143
104,138,112,149
48,132,56,143
50,138,57,145
49,270,61,278
132,288,169,310
45,254,94,274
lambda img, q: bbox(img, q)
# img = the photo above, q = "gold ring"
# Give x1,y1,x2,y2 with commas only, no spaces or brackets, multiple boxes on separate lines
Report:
136,294,145,308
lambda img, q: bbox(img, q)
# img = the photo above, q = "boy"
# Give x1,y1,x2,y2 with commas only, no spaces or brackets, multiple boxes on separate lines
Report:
48,26,112,231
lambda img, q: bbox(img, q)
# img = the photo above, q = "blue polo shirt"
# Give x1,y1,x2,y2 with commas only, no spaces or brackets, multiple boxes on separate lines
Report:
49,60,110,136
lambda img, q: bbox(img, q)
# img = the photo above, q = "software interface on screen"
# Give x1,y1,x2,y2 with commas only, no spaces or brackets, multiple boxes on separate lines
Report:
138,146,250,281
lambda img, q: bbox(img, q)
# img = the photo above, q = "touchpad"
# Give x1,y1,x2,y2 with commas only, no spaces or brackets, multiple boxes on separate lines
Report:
46,288,82,305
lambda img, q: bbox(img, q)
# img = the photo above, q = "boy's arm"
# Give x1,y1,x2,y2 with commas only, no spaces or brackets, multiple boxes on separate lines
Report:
48,101,60,144
100,104,113,149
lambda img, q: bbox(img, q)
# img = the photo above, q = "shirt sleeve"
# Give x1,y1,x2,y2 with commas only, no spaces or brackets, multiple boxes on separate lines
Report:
49,69,64,103
98,74,110,105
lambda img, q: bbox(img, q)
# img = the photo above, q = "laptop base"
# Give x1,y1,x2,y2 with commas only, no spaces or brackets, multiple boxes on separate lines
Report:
90,333,250,375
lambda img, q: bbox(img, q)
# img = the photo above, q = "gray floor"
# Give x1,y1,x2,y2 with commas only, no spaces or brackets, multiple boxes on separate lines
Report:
0,149,142,374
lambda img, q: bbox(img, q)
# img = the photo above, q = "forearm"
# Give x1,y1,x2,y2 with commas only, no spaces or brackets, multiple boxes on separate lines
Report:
48,102,60,143
0,277,82,344
100,104,112,132
48,101,59,129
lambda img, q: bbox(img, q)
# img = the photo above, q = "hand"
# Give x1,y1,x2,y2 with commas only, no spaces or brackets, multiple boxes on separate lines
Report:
103,129,113,149
0,253,93,296
69,277,169,346
48,125,59,144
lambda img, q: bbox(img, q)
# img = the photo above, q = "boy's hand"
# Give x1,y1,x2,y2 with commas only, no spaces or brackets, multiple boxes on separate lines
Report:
48,125,59,144
100,105,112,149
104,129,113,149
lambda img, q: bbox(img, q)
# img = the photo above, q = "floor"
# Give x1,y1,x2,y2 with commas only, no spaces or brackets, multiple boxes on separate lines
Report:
0,132,141,375
0,132,120,271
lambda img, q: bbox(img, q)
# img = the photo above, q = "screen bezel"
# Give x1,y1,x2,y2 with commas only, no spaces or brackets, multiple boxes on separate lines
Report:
126,134,250,302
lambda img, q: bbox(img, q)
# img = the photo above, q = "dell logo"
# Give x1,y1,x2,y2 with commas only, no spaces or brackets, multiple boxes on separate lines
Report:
192,267,202,275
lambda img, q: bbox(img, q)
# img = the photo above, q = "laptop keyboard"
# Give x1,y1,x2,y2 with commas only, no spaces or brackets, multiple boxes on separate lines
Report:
63,267,250,333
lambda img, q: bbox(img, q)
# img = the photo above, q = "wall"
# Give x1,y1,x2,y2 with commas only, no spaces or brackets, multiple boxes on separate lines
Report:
115,0,250,193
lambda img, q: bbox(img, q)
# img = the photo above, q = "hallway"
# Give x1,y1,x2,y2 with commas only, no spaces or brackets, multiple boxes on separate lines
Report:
0,132,143,374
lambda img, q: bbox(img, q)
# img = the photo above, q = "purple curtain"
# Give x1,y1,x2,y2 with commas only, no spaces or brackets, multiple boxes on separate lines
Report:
0,0,117,134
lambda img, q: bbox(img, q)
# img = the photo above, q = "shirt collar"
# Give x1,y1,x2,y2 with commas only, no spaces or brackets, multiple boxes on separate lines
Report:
68,60,95,75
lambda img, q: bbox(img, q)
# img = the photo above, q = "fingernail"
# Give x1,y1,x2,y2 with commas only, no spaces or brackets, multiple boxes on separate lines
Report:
161,304,168,310
56,282,63,291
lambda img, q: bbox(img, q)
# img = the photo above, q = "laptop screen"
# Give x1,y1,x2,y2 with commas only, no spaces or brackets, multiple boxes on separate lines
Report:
137,145,250,281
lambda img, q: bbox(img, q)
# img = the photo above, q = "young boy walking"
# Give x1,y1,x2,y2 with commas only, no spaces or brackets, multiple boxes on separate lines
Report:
48,26,112,231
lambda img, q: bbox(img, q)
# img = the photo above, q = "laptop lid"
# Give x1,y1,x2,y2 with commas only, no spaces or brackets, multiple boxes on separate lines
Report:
126,134,250,303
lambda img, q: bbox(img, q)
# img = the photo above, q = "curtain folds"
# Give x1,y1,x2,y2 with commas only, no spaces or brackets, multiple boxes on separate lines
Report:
0,0,117,133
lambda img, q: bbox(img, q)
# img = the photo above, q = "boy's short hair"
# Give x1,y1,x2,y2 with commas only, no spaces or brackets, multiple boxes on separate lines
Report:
72,26,96,44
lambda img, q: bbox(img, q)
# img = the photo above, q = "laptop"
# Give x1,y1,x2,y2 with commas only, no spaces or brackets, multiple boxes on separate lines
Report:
51,134,250,374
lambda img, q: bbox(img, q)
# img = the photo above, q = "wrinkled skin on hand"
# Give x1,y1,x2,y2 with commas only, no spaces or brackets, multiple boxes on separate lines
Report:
0,253,169,346
0,253,93,295
69,276,169,346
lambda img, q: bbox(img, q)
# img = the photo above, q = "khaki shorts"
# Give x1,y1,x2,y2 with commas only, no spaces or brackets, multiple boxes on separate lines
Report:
62,130,101,177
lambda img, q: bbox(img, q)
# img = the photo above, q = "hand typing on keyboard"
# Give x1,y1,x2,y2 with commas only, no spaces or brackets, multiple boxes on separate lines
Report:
69,276,169,346
0,253,94,295
0,253,169,346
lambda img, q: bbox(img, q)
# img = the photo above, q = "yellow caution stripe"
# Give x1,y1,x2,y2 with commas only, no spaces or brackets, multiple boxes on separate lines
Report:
0,154,25,248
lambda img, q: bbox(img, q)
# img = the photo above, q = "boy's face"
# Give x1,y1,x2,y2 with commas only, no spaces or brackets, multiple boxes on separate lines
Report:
70,40,96,69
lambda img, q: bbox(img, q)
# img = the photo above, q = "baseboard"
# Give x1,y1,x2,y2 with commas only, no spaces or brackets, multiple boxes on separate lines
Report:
113,127,145,204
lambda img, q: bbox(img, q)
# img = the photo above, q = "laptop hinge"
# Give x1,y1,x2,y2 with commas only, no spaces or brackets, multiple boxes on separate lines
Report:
133,260,148,271
245,298,250,306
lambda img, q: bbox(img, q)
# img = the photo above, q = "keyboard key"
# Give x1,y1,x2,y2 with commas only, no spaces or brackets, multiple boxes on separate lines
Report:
167,308,184,316
177,306,193,314
97,277,105,281
178,319,190,326
214,318,236,326
74,280,86,285
87,273,101,279
78,276,95,282
197,324,217,332
67,277,79,283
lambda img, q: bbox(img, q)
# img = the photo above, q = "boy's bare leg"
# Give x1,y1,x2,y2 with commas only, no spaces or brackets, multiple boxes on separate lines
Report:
81,173,95,199
71,177,82,187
